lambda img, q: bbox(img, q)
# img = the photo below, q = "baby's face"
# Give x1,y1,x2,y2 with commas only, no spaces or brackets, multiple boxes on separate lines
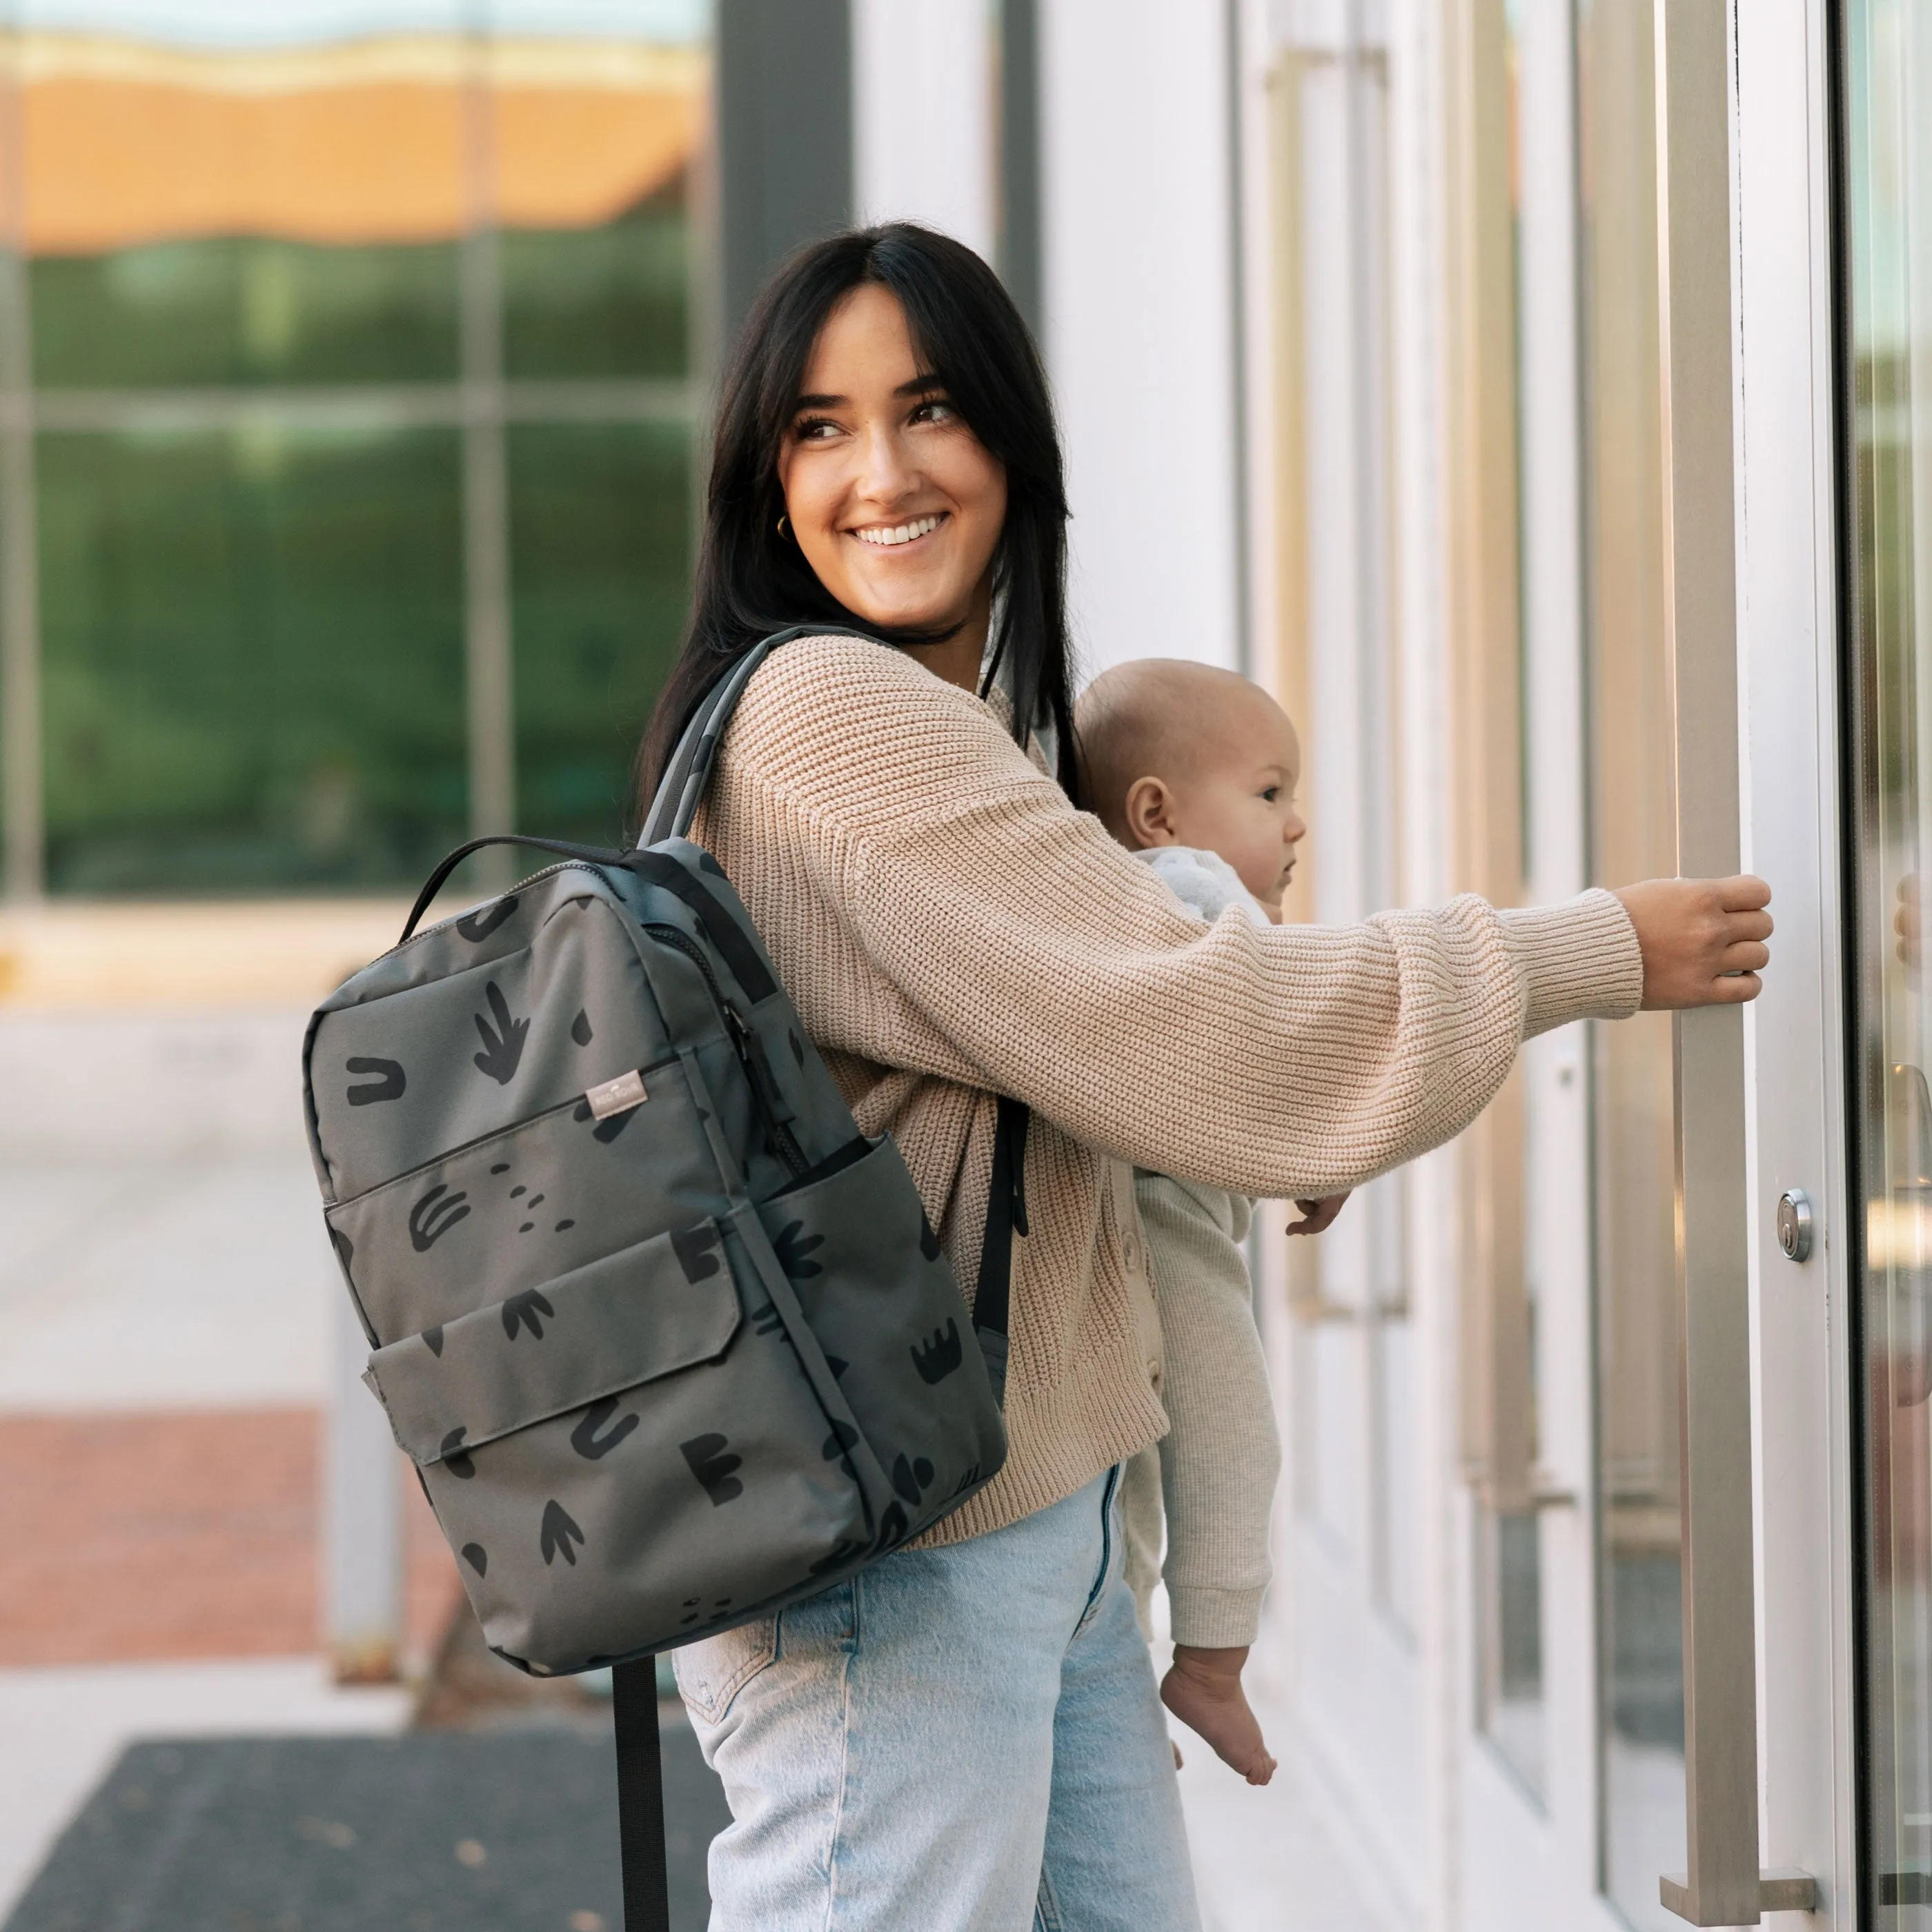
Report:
1146,693,1306,918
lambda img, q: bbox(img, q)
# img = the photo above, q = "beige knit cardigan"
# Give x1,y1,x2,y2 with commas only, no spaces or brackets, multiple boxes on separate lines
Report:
692,634,1645,1545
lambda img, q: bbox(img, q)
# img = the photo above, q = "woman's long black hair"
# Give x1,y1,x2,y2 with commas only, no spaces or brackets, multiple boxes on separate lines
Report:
631,223,1078,823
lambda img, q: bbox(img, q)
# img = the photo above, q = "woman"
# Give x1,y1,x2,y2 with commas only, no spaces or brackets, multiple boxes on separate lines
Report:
635,225,1768,1931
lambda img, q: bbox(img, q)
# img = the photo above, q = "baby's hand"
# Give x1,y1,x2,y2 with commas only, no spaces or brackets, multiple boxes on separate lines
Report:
1286,1192,1350,1236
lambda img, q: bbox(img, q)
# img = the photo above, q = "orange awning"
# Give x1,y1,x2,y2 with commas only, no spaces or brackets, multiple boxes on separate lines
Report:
16,34,706,255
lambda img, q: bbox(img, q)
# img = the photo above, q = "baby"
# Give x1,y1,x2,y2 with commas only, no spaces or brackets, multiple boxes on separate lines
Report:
1076,658,1343,1786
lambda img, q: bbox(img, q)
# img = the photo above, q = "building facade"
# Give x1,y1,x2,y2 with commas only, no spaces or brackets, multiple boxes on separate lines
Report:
1,1,1922,1926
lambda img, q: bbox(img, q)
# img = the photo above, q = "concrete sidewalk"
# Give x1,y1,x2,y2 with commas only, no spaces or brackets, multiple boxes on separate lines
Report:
0,1123,1388,1931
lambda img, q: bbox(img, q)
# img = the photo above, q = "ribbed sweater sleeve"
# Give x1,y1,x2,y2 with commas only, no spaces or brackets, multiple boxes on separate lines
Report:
712,638,1644,1203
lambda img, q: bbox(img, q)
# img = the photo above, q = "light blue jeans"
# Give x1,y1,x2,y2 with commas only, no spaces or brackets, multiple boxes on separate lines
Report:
673,1468,1200,1931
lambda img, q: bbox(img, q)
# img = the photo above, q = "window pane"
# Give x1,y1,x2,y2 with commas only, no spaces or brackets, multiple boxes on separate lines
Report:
492,34,704,380
32,240,462,390
509,420,689,848
39,424,466,893
1842,0,1932,1911
19,31,464,388
502,184,690,381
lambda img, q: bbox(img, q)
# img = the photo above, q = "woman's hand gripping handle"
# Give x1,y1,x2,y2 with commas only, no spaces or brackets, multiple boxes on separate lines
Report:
1612,875,1773,1009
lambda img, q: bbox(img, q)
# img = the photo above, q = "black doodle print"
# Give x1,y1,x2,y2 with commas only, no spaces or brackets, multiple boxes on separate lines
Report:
409,1184,469,1253
671,1223,722,1284
570,1397,639,1460
680,1433,744,1506
825,1354,849,1379
555,1219,575,1232
540,1499,585,1566
328,1228,355,1268
911,1319,963,1386
891,1452,936,1506
440,1428,475,1477
462,1544,488,1576
821,1419,859,1461
570,1009,594,1047
491,1163,510,1175
501,1290,555,1341
770,1221,825,1279
696,851,727,879
871,1501,909,1551
345,1057,406,1106
918,1216,943,1263
571,1096,633,1144
787,1029,805,1067
471,983,529,1085
422,1325,444,1357
455,896,519,943
952,1463,984,1499
749,1303,782,1338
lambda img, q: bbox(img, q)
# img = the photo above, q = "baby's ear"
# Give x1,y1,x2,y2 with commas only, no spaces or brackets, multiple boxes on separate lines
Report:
1123,774,1178,847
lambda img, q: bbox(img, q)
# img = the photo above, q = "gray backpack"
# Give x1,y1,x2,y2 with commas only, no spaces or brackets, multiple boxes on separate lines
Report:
303,627,1022,1686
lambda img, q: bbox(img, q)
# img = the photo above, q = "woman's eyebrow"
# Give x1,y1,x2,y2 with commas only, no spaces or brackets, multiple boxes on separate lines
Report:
792,375,942,411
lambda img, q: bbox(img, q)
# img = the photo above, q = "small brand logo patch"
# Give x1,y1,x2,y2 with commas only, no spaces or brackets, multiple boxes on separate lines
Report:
585,1070,648,1120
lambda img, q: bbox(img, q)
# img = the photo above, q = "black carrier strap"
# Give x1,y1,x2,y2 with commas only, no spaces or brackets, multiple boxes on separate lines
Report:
971,1097,1030,1402
613,1661,669,1932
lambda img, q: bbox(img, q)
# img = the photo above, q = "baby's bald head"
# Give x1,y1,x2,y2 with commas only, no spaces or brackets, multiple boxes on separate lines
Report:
1075,658,1306,913
1076,660,1283,840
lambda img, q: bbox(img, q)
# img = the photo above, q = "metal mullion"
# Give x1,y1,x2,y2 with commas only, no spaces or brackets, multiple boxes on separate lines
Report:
462,23,513,885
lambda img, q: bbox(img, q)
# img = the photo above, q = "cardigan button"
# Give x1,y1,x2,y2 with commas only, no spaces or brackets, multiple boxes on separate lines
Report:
1123,1234,1139,1270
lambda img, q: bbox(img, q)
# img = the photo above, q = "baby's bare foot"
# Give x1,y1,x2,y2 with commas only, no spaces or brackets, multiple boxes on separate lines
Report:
1161,1645,1276,1786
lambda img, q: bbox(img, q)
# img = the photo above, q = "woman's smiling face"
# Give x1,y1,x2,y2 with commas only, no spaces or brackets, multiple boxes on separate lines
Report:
778,284,1007,659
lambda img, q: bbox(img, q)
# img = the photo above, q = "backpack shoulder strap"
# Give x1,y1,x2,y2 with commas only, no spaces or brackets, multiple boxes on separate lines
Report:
640,624,881,848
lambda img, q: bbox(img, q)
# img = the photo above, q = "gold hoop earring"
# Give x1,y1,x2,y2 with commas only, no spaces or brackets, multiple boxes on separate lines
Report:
776,514,790,540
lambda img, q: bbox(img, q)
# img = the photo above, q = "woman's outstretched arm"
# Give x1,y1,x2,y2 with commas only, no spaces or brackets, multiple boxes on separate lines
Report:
707,637,1766,1201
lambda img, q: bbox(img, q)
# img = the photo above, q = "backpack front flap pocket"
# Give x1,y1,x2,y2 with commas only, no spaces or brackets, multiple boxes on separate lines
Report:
381,1216,880,1675
366,1219,745,1462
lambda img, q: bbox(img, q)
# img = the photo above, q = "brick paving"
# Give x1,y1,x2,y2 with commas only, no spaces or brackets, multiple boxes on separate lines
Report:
0,1409,461,1669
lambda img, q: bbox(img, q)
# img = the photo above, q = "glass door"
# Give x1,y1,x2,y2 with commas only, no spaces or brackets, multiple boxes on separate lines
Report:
1844,0,1932,1917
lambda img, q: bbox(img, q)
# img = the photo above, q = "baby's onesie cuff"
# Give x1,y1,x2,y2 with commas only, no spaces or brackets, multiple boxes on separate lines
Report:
1166,1584,1265,1651
1500,887,1645,1038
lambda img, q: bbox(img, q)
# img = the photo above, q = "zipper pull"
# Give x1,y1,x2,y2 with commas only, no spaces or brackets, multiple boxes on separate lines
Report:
725,1005,796,1125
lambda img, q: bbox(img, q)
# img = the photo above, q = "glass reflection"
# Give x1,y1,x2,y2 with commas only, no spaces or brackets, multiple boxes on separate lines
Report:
1843,0,1932,1915
509,420,689,847
39,424,468,891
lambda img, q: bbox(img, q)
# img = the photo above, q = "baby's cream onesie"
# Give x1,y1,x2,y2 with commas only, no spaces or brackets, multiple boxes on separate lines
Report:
1121,846,1283,1648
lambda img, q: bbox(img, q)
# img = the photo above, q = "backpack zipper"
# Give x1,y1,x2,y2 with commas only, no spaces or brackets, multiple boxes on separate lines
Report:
642,922,809,1178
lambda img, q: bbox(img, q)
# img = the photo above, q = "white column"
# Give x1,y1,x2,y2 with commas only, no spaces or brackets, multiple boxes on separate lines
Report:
323,1290,406,1682
851,0,996,257
1037,0,1242,681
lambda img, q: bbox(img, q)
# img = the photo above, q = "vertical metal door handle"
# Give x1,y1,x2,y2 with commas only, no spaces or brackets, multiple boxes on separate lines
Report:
1652,1,1813,1920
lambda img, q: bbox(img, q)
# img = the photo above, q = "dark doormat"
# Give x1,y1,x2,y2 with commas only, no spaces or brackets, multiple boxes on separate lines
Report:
2,1722,729,1932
